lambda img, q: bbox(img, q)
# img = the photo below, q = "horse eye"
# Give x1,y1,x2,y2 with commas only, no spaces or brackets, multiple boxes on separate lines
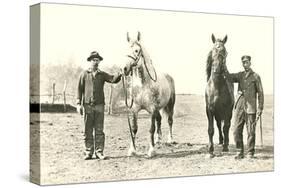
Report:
135,50,138,53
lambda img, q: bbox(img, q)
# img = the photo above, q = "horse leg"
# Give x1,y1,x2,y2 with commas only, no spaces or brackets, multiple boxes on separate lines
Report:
207,107,215,158
148,111,157,157
216,119,223,145
222,119,230,152
155,111,162,144
167,115,174,144
127,112,138,156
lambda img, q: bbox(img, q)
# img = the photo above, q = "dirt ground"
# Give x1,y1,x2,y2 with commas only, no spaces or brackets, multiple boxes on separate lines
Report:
30,95,274,185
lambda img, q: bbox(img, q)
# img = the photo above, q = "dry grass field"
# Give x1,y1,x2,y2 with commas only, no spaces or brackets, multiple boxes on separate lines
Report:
30,94,274,185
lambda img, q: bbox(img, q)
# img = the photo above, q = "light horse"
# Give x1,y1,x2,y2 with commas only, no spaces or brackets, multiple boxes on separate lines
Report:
123,32,176,157
205,34,234,158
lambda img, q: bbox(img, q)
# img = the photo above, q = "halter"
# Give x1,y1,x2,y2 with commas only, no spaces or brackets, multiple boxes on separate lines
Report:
127,42,157,82
211,49,228,74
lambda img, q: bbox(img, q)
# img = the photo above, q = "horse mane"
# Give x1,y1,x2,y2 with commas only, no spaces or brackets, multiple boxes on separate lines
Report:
137,42,155,83
139,43,153,67
206,50,213,81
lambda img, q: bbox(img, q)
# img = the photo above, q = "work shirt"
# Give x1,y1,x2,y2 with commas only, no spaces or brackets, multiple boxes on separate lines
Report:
225,68,264,114
77,68,121,106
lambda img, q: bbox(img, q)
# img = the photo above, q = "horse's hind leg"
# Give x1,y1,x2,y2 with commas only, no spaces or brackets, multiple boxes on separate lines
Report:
165,94,175,144
155,111,162,144
167,115,174,144
148,111,157,157
127,112,138,156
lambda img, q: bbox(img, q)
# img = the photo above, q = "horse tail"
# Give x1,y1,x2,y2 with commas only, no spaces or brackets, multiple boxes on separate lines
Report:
164,74,176,116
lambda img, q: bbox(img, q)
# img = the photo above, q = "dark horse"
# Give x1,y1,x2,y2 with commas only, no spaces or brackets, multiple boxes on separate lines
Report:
123,32,176,157
205,34,234,158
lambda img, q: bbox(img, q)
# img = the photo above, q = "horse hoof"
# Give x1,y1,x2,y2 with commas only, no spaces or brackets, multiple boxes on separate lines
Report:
147,150,156,158
206,153,215,159
127,150,137,157
222,147,229,152
155,137,161,144
147,146,156,158
167,138,174,144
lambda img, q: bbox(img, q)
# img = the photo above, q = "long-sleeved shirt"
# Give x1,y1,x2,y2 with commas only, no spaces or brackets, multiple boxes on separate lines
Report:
224,68,264,114
77,69,121,106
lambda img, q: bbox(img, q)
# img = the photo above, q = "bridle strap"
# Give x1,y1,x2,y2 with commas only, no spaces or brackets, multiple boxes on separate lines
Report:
127,55,137,61
127,43,157,82
211,50,228,74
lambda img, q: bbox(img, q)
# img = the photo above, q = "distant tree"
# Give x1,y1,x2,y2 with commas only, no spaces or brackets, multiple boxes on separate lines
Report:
40,59,83,105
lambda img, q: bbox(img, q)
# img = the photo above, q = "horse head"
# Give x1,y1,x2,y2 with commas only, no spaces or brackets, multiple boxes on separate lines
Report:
123,31,143,76
207,34,228,77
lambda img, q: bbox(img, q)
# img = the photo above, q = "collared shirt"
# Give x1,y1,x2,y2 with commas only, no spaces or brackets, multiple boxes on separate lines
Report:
77,68,121,105
225,68,264,114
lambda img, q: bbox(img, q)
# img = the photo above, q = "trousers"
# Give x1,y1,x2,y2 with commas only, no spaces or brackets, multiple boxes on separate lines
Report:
83,104,105,155
233,97,256,154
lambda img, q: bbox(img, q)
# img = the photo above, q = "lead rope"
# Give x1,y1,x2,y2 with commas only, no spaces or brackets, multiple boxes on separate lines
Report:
122,72,134,109
121,73,136,150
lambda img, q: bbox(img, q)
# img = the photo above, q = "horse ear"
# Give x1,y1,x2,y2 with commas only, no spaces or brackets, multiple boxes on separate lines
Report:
223,35,228,44
211,34,216,43
127,32,130,42
137,31,141,41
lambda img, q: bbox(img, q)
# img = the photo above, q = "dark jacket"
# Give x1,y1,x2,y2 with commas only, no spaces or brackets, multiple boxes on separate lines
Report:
77,69,121,106
225,68,264,114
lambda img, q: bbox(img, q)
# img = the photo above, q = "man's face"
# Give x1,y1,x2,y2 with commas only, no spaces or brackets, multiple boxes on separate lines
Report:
242,60,251,71
90,58,100,70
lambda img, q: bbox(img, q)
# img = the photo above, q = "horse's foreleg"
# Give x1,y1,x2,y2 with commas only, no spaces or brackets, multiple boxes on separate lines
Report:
148,112,157,157
155,111,162,144
222,120,230,152
207,107,215,158
216,119,223,145
127,112,138,156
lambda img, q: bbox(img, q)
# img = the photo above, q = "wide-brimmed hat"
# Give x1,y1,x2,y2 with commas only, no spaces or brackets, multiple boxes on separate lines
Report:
87,51,103,61
241,55,251,62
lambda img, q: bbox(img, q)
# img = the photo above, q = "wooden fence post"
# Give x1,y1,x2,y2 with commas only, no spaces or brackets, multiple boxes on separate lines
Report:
52,82,56,104
63,80,67,112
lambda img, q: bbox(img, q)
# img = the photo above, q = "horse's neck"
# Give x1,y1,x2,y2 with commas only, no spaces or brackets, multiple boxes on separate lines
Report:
133,60,152,85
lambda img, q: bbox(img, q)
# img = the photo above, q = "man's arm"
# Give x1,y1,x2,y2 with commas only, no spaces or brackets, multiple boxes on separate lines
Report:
103,71,122,84
222,63,241,83
256,74,264,116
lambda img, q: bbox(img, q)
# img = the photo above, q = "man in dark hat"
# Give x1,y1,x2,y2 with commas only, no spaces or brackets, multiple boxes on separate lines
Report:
223,55,264,159
77,51,122,160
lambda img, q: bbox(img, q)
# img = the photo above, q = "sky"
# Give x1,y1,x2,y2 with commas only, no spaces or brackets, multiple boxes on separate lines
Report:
40,3,274,94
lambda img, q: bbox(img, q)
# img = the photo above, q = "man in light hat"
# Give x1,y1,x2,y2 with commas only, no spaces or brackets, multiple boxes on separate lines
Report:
223,55,264,159
77,51,122,160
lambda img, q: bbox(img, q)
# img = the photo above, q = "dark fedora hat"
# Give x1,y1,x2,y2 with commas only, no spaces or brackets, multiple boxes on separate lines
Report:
87,51,103,61
241,55,251,62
